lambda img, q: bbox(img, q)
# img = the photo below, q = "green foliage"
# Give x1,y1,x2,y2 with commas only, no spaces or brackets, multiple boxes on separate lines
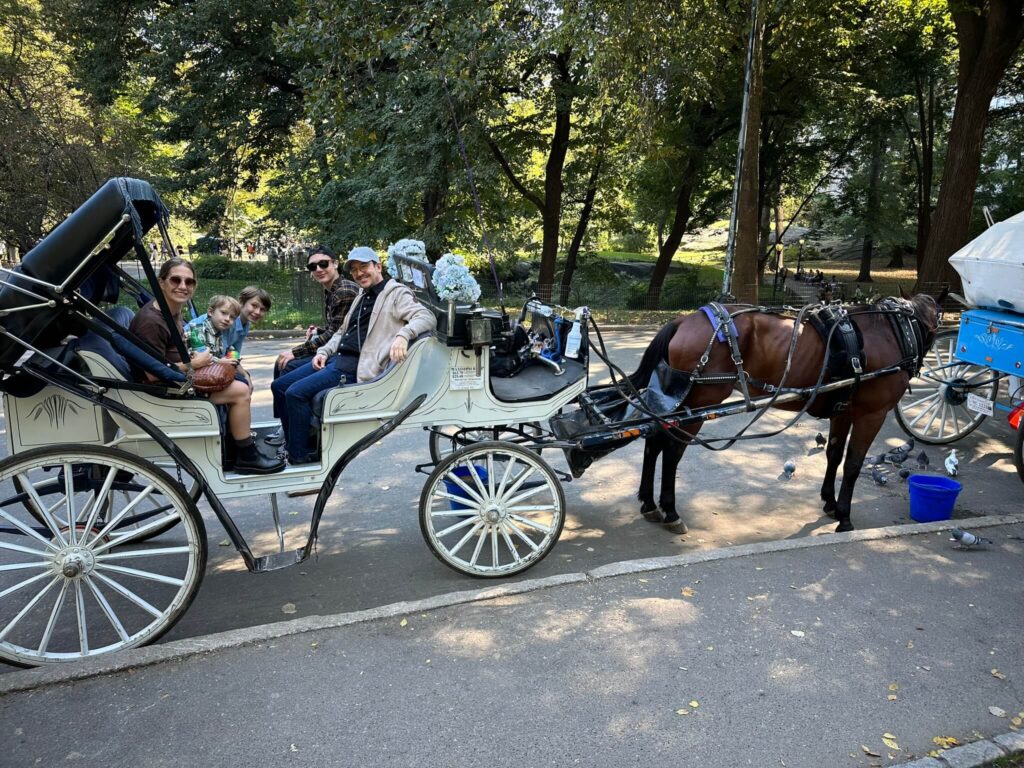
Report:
192,256,288,283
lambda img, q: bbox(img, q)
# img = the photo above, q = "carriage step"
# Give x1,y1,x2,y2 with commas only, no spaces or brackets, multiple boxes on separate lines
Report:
252,548,309,572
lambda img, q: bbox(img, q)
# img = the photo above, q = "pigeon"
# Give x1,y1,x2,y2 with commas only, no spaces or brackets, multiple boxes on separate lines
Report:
864,453,886,467
898,467,911,481
870,466,888,486
950,528,991,549
944,449,959,476
782,459,797,480
814,432,827,448
915,450,930,470
884,437,915,466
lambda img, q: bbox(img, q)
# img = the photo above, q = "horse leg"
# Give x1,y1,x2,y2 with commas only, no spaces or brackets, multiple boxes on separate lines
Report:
638,435,661,521
820,412,852,518
832,410,888,532
657,434,689,533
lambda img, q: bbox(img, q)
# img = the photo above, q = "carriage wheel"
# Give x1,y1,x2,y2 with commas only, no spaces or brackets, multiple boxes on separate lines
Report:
419,441,565,578
894,329,998,444
428,423,543,464
0,446,206,667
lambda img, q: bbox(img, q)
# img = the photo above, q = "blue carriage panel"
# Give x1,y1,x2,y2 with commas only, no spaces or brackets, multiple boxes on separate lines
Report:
955,309,1024,374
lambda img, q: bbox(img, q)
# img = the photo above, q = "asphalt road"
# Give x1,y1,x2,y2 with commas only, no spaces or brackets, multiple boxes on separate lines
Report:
1,332,1021,655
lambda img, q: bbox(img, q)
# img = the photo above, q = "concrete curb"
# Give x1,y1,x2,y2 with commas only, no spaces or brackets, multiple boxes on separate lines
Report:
1,513,1021,698
899,730,1024,766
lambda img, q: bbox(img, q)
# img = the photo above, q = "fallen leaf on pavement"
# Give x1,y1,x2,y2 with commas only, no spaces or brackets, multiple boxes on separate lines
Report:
290,744,298,752
932,736,959,749
218,539,230,547
689,700,699,708
989,706,1007,718
400,618,408,627
882,734,900,751
861,745,880,757
681,587,696,598
281,602,297,614
790,630,805,638
675,709,689,715
888,683,899,692
991,669,1007,680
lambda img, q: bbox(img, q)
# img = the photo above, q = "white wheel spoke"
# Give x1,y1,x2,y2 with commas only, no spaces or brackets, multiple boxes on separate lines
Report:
486,454,495,498
90,511,181,556
447,523,484,558
0,540,51,558
0,569,53,600
63,464,77,546
498,526,521,564
74,580,89,654
433,490,483,510
95,546,191,561
503,521,541,553
468,527,487,567
498,465,537,503
443,473,485,507
508,513,553,535
495,455,518,500
79,467,118,539
83,576,130,643
505,482,551,507
436,517,478,537
0,561,50,572
90,572,164,619
94,563,185,587
0,575,59,642
37,580,69,655
15,472,68,547
903,391,941,412
88,484,157,544
0,507,60,551
505,504,557,514
490,527,499,564
465,462,488,499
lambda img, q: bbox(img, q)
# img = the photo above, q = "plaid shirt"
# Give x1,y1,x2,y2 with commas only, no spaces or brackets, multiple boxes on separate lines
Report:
186,315,227,358
291,278,360,358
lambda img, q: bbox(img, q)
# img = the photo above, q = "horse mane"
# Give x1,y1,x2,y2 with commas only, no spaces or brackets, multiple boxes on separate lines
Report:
628,320,677,388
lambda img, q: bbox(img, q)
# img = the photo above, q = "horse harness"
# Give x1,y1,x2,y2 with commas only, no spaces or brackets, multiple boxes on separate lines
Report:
637,299,927,419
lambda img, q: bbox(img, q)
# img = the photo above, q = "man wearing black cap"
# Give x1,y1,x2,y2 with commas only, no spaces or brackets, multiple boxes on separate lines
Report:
271,245,436,464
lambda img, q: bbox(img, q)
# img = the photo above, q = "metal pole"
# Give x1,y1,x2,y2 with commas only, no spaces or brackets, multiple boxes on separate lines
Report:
721,0,760,300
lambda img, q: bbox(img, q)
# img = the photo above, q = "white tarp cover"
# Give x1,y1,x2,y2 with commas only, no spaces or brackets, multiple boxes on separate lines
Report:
948,210,1024,313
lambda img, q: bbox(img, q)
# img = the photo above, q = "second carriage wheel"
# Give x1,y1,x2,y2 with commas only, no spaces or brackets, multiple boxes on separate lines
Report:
894,329,998,444
0,445,206,667
419,441,565,578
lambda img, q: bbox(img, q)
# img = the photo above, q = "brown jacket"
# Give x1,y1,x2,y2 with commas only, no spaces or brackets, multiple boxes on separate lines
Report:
315,279,436,381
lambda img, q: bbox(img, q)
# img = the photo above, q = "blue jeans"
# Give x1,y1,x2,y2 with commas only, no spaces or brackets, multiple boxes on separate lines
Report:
272,355,310,418
270,355,358,462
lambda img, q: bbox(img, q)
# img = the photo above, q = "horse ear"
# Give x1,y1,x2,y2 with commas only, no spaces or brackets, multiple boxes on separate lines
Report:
935,286,949,306
898,284,910,300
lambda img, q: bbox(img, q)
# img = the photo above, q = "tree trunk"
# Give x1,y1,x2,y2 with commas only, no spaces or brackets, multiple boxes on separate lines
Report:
731,7,764,304
774,193,784,272
918,0,1024,292
536,52,574,302
646,155,701,307
559,153,603,306
857,129,884,282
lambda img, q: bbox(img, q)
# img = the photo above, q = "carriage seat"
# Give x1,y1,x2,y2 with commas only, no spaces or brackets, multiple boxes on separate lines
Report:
489,357,586,403
309,332,431,425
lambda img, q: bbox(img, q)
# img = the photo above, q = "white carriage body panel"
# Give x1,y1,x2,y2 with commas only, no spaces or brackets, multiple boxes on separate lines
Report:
949,210,1024,313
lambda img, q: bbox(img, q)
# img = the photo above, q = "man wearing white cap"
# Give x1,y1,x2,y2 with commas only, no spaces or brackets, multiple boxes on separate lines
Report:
271,245,436,464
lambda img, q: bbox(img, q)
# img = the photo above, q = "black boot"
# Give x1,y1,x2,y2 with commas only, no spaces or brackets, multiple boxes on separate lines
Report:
233,437,285,475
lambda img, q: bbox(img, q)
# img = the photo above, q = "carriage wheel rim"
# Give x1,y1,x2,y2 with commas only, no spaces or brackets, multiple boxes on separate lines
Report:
0,449,205,666
421,442,564,577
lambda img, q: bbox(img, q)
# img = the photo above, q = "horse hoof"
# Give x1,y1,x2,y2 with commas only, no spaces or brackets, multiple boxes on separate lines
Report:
835,521,854,533
663,519,688,534
640,504,662,522
822,501,838,519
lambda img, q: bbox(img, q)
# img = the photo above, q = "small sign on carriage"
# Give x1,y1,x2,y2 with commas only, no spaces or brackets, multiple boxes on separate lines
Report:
450,360,484,390
967,392,994,416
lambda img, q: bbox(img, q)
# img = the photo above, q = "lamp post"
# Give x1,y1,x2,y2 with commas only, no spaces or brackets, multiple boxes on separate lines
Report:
796,238,806,275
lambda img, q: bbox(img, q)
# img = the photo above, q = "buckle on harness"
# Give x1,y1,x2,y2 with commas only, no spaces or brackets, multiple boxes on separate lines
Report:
851,356,863,375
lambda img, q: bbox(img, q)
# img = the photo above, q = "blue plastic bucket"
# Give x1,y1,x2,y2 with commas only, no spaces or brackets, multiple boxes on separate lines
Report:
907,475,962,522
443,465,488,511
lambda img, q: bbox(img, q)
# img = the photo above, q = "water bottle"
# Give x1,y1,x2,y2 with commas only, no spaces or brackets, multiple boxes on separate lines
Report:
563,308,585,359
188,325,207,354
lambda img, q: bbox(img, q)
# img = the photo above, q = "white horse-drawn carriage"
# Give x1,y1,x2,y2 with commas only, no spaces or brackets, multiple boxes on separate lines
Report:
0,179,589,666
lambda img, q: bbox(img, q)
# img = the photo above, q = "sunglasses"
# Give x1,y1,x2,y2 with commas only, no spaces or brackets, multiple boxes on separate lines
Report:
307,259,333,272
166,275,196,287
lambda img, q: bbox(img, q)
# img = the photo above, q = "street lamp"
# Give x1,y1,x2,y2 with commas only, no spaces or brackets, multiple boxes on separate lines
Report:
796,238,806,275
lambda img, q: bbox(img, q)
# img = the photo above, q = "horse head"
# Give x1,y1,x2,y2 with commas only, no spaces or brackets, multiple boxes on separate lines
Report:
908,287,947,351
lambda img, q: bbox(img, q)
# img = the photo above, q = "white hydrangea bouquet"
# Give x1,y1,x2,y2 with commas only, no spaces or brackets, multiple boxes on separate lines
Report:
385,238,426,282
432,252,481,304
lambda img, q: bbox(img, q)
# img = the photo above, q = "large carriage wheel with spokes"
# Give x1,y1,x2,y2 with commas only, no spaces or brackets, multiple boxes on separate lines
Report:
428,423,544,464
419,441,565,578
894,329,999,444
0,445,206,667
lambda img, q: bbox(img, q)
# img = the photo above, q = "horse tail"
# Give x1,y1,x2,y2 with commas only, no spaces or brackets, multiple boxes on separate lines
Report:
628,320,678,389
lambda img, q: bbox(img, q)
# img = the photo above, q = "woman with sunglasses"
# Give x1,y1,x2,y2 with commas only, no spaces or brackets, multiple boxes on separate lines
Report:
128,258,285,474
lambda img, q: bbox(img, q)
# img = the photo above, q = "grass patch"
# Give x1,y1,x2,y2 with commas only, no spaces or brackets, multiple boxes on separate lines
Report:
594,248,726,267
795,256,920,298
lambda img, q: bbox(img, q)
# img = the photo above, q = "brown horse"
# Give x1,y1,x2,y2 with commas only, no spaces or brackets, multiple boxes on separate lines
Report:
629,292,943,533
